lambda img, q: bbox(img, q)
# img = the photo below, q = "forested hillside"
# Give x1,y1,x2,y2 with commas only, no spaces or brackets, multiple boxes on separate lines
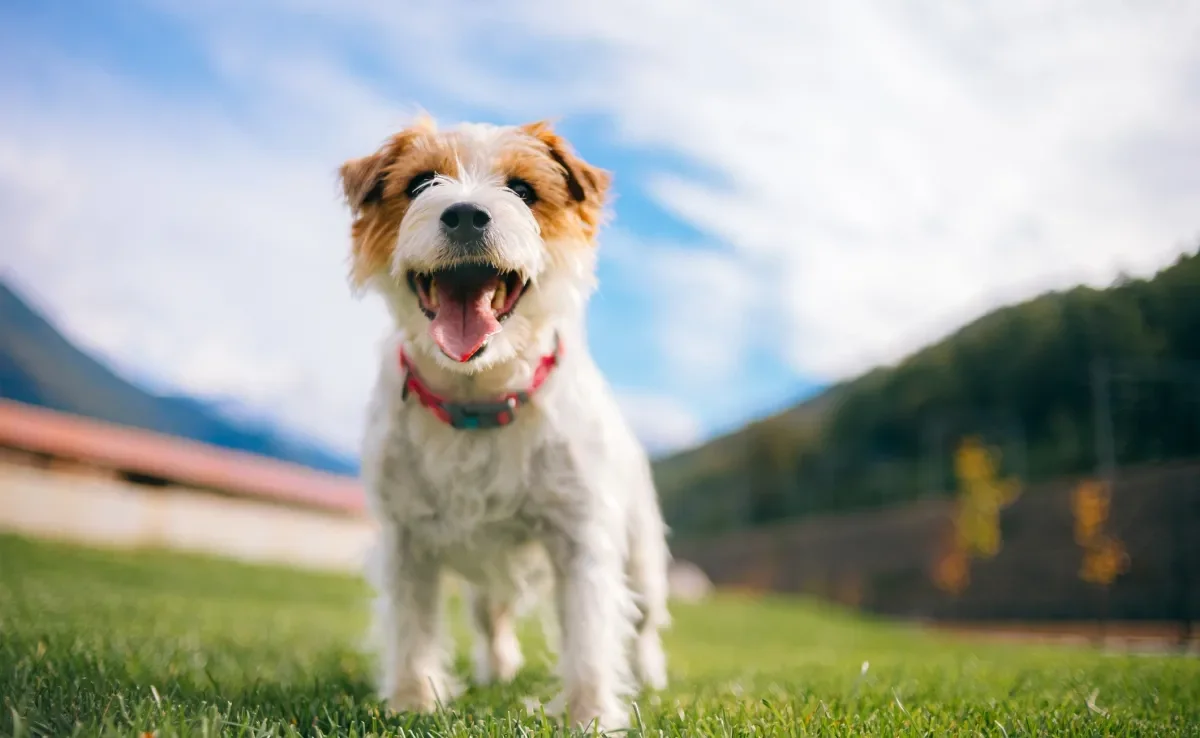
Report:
655,247,1200,538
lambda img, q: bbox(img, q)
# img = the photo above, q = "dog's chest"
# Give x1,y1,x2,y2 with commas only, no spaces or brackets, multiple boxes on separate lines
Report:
370,405,560,553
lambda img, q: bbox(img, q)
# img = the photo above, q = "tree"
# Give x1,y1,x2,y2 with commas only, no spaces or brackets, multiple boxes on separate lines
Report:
655,246,1200,538
934,436,1022,596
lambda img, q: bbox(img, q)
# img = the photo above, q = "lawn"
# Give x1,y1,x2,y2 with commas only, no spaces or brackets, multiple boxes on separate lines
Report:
1,533,1196,736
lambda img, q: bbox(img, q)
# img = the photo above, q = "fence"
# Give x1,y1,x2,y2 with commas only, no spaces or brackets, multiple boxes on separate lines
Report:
667,359,1200,642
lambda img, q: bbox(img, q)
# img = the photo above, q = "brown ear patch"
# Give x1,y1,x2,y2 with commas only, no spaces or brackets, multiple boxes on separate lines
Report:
340,115,438,213
339,117,454,289
519,120,611,238
340,153,390,212
547,145,587,202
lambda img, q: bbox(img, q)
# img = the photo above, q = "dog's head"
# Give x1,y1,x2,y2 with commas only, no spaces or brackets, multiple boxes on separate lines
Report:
340,116,610,372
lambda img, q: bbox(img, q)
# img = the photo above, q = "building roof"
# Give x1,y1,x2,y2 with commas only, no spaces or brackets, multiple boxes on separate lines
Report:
0,399,365,515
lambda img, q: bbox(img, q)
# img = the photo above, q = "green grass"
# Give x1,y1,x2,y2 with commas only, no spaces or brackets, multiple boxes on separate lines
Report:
1,534,1196,737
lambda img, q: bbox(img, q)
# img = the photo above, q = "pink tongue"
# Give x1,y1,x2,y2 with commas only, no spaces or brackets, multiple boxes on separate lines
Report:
428,282,501,362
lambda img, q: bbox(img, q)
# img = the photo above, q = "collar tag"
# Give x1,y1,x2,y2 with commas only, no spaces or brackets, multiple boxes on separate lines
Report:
444,396,521,430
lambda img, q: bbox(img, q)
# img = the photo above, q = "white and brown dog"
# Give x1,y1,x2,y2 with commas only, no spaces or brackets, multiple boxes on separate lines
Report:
340,116,671,731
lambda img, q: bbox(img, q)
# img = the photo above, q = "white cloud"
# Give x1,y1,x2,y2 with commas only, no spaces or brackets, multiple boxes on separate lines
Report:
601,231,759,385
164,0,1200,382
616,392,702,455
0,41,403,453
500,0,1200,377
2,0,1199,456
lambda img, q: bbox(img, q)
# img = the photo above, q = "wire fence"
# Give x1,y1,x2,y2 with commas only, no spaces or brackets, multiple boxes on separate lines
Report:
669,358,1200,646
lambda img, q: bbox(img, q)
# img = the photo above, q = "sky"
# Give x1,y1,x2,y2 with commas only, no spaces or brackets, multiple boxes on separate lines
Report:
1,1,1198,458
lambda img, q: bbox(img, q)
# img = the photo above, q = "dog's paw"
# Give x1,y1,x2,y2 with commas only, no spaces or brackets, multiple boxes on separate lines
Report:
383,672,461,714
472,630,524,685
634,632,668,691
546,691,629,734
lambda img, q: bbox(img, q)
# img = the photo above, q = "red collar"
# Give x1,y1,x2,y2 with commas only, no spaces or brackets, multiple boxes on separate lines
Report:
398,335,562,430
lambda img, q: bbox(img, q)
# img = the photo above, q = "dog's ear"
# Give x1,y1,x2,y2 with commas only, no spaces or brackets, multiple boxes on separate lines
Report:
339,152,389,214
521,120,611,231
340,117,436,214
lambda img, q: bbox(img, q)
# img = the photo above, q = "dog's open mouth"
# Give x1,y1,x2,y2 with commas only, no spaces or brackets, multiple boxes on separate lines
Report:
407,264,528,362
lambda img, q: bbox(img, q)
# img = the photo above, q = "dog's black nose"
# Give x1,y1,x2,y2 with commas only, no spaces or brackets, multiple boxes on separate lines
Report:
440,202,491,244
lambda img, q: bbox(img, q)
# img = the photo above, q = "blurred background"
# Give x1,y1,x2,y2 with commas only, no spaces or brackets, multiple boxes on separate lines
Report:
2,2,1198,650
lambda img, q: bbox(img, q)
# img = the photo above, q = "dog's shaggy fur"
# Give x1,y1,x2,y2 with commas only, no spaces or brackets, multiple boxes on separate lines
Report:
340,116,671,731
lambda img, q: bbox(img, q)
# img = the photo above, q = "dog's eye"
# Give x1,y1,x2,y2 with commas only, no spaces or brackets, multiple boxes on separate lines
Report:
506,178,538,206
405,171,439,198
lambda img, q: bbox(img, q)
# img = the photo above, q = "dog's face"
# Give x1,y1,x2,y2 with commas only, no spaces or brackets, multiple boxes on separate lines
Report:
340,117,610,372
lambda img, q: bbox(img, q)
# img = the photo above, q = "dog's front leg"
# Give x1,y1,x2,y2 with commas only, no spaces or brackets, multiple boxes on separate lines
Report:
546,526,635,732
374,527,456,715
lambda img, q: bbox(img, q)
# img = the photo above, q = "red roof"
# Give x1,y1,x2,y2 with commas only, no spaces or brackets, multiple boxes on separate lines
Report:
0,399,366,514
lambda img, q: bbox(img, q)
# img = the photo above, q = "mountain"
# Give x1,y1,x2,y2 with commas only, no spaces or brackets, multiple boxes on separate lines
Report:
0,280,359,476
653,246,1200,538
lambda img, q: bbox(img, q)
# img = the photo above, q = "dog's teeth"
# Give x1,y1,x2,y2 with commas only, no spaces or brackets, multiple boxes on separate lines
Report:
424,278,439,309
492,282,507,311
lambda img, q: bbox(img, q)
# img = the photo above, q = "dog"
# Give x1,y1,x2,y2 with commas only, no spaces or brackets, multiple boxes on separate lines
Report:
339,115,671,732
